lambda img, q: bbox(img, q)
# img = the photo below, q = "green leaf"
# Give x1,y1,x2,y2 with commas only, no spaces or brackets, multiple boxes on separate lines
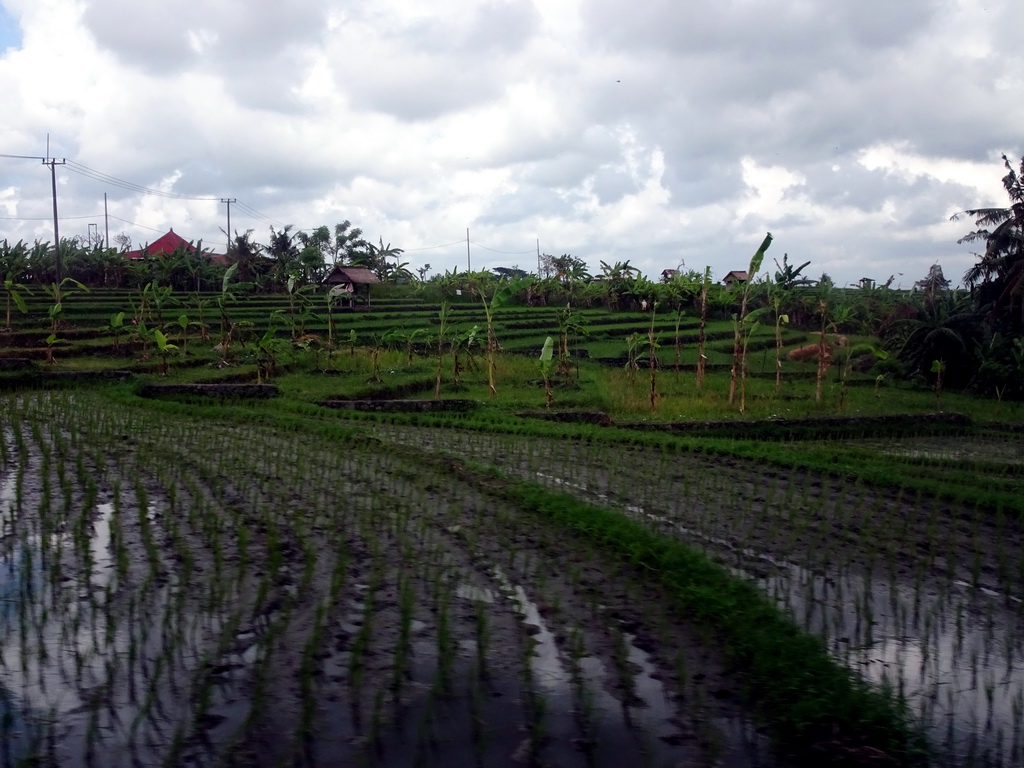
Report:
12,291,27,314
748,232,773,277
539,336,554,363
490,280,522,311
745,307,771,325
222,263,238,294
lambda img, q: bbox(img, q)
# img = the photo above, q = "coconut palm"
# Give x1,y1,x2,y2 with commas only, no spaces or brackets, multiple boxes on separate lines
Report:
955,154,1024,327
888,291,984,388
266,225,303,290
226,229,264,285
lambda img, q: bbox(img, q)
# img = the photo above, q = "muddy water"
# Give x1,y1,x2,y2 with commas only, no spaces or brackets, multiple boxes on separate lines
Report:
358,421,1024,767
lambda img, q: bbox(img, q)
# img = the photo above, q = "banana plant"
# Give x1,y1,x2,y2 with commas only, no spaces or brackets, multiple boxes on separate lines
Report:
284,274,318,338
153,328,178,375
107,311,127,354
254,327,288,383
538,336,555,408
468,273,524,396
2,272,31,331
647,302,661,412
696,267,712,390
135,320,154,360
435,302,451,400
216,264,249,358
838,344,888,411
738,306,770,413
451,324,480,387
175,313,193,357
41,277,88,363
729,233,772,406
624,332,643,381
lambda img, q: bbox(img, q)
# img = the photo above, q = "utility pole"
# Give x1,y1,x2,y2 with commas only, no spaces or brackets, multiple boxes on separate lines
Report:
104,193,109,248
43,155,67,282
466,228,471,273
221,198,236,254
537,238,541,276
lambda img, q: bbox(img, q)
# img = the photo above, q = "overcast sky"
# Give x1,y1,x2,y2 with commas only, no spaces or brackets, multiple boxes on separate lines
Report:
1,0,1021,286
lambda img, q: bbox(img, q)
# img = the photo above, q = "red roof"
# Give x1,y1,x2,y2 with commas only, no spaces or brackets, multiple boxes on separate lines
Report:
123,229,194,259
123,229,226,263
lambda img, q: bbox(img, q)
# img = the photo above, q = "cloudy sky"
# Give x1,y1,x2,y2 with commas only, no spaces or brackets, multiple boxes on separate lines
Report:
1,0,1021,286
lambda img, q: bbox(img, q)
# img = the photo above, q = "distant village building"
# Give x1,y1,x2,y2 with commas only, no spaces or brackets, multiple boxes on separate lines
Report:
323,265,381,306
660,268,678,283
721,270,749,288
123,229,227,264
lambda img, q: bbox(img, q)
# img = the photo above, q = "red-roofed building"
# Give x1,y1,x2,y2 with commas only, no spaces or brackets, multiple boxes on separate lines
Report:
123,229,227,265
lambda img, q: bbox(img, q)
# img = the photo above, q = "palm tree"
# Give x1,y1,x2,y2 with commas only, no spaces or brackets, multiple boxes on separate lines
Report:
955,154,1024,327
226,229,263,285
267,225,301,290
888,291,984,388
367,238,406,281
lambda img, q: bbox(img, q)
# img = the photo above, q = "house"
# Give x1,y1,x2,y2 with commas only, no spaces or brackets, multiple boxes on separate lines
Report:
661,268,678,283
323,264,381,307
722,270,749,289
123,229,227,265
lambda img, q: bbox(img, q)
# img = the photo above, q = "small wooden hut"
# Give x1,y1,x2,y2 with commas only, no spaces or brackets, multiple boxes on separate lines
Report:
323,265,381,307
722,270,749,289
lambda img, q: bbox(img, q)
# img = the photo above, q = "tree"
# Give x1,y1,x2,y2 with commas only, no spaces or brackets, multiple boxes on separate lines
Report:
267,225,301,290
887,291,984,389
956,154,1024,328
332,221,370,265
914,264,951,304
366,238,407,282
547,254,590,285
773,253,813,289
226,229,264,285
492,266,529,281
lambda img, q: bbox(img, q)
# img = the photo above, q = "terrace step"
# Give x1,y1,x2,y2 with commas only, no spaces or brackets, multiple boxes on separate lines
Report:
318,398,476,413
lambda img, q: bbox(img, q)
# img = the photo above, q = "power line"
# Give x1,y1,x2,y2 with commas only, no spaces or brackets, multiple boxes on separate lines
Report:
0,213,101,221
404,239,470,251
107,214,174,234
64,161,221,201
233,200,283,228
468,240,536,255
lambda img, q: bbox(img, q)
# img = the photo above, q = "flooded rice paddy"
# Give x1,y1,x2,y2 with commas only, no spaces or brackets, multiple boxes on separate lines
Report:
357,420,1024,768
2,390,1021,766
1,392,768,767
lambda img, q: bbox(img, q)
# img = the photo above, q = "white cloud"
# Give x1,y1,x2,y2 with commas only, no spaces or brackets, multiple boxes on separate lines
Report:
0,0,1020,285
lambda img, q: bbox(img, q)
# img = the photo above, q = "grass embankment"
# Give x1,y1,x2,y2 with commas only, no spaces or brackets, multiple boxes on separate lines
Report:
497,478,926,765
308,402,1024,520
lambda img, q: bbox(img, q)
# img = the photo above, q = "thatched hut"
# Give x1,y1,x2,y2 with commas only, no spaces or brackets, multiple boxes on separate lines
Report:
323,265,381,307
